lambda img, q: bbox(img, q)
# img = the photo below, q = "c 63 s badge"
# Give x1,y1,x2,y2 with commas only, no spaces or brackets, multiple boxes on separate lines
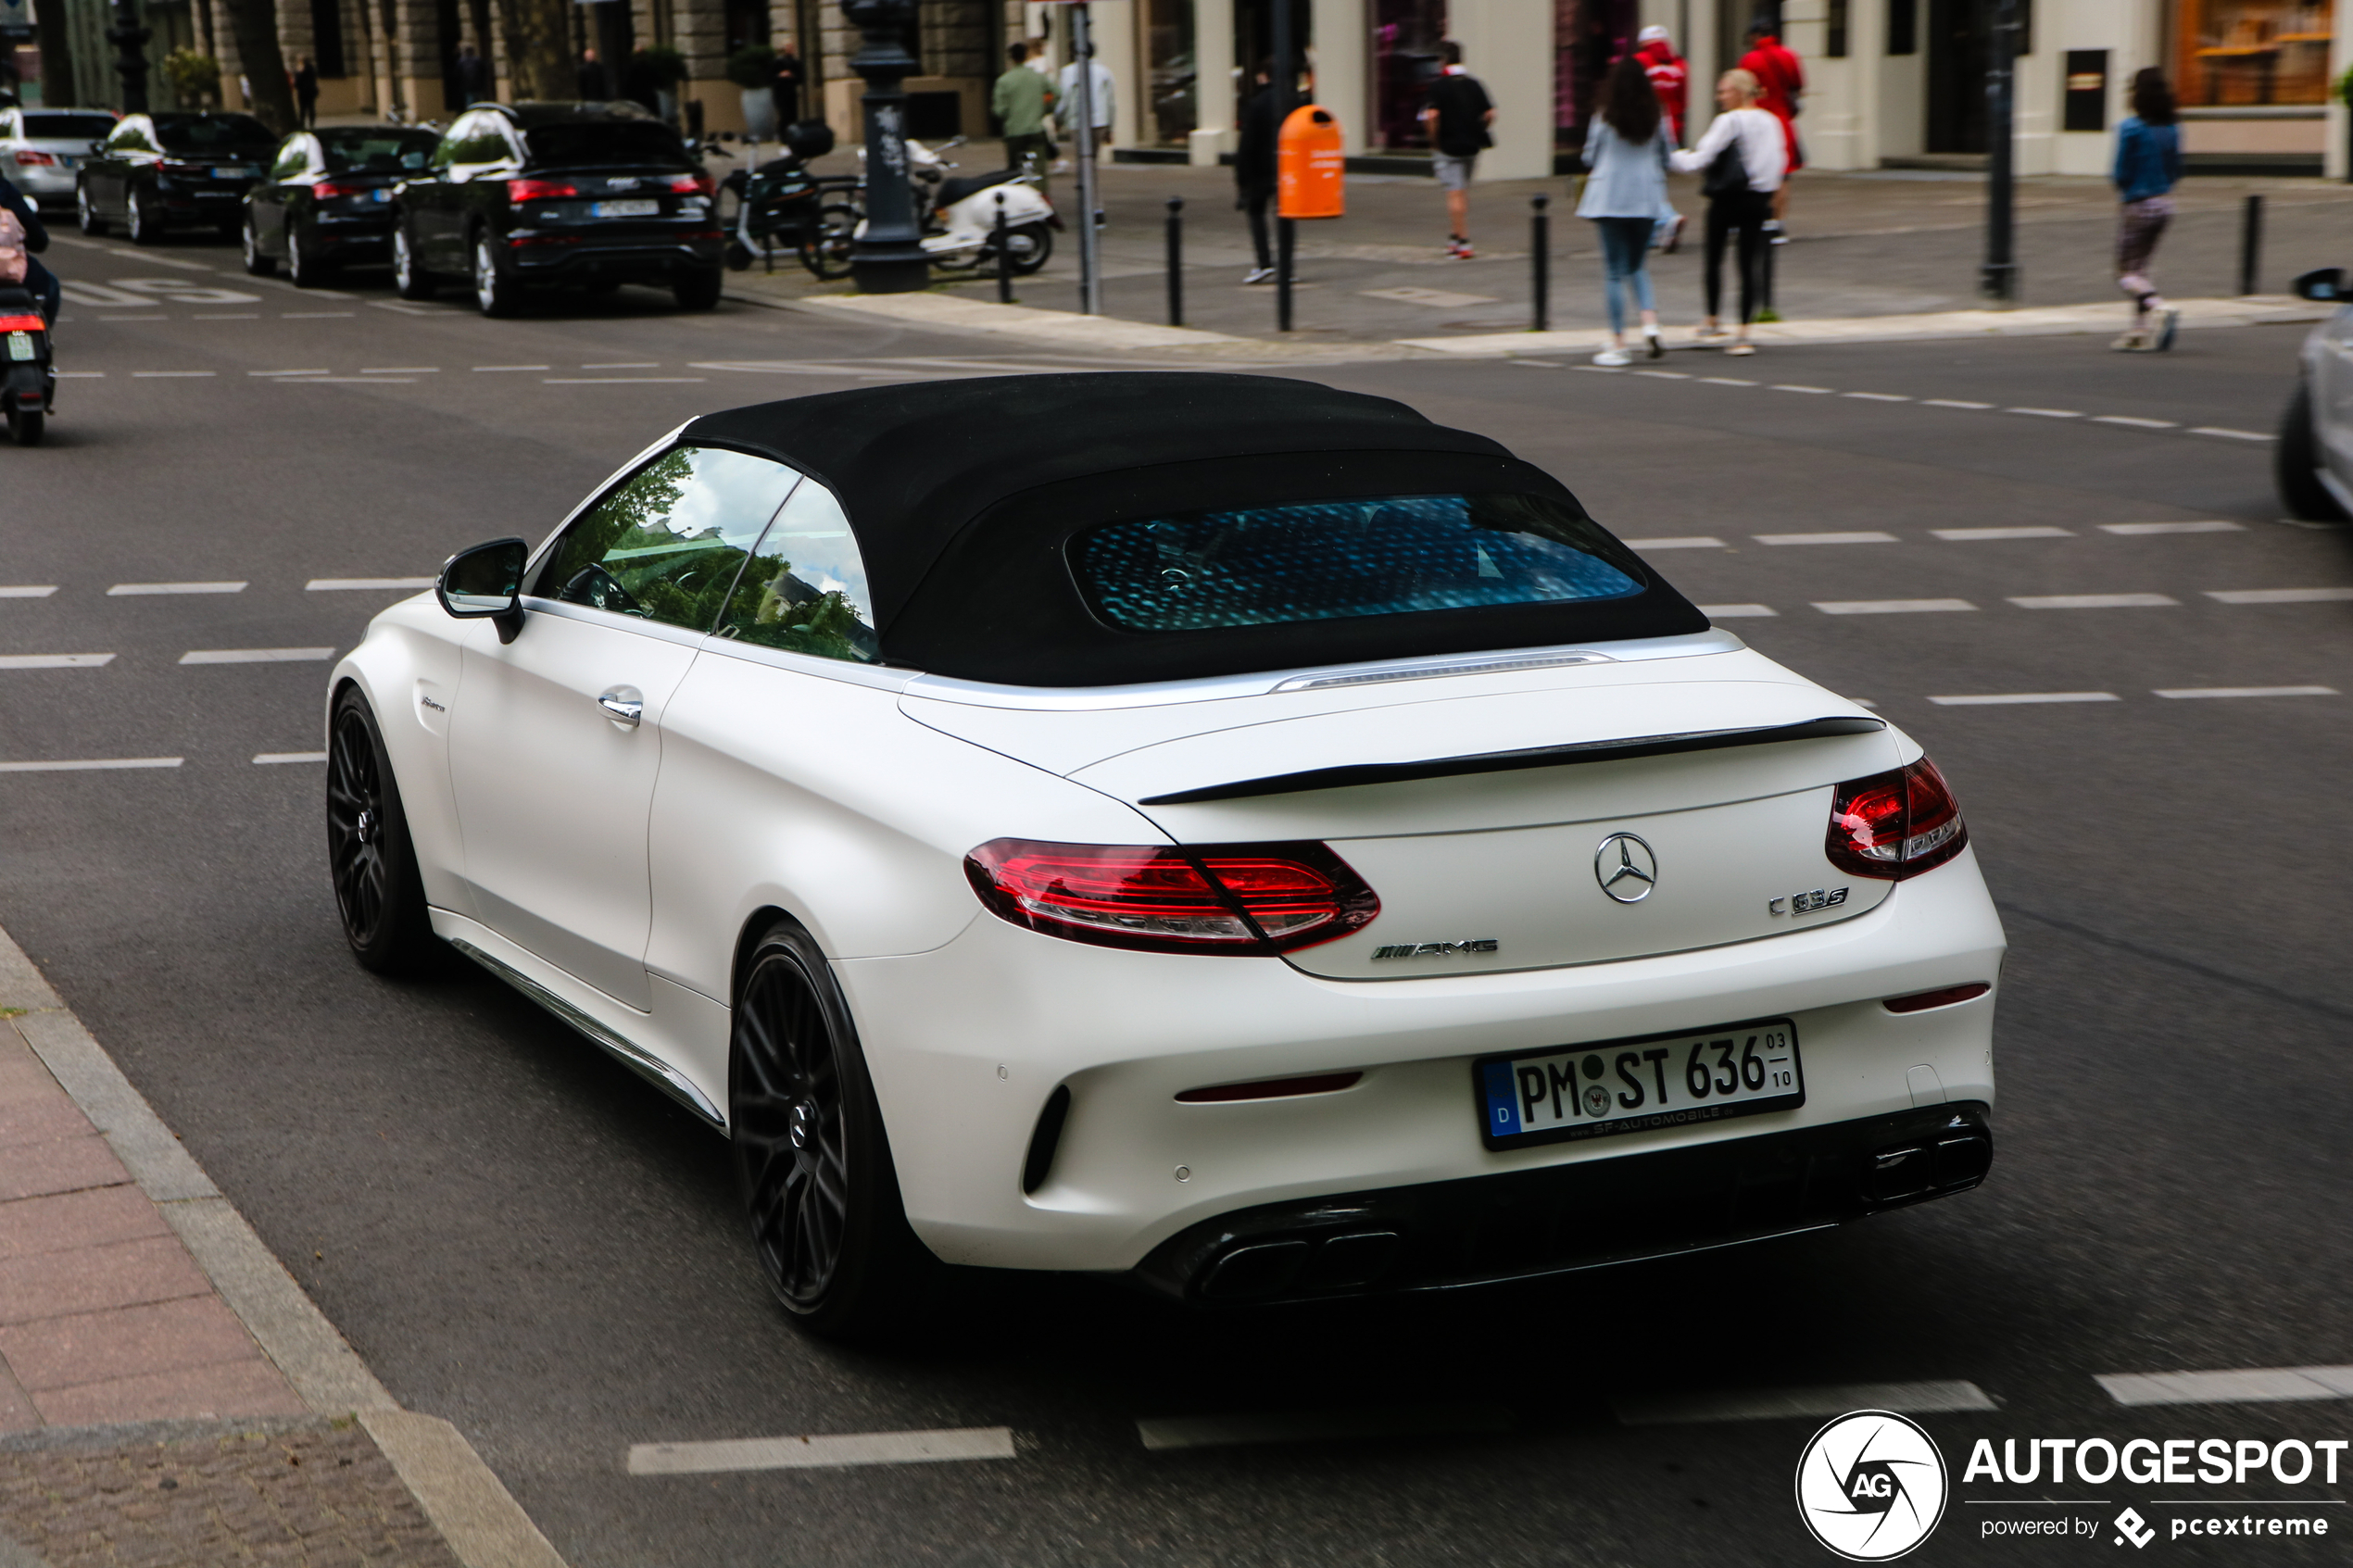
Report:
1371,939,1500,960
1772,887,1849,916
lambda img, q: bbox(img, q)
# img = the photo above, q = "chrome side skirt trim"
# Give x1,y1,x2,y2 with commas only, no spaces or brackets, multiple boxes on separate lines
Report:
449,937,726,1131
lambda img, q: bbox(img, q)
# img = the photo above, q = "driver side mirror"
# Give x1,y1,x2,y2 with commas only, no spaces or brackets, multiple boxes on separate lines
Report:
436,537,528,643
2293,267,2346,303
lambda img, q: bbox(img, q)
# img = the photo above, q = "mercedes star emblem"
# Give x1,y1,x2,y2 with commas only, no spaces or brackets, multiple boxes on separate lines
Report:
1593,833,1658,903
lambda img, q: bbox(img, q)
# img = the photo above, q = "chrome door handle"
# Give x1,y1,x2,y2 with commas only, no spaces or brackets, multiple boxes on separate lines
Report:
598,685,644,729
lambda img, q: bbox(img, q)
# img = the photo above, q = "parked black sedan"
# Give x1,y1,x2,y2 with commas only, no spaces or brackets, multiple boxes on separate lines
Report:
76,113,279,243
390,102,725,316
242,126,440,285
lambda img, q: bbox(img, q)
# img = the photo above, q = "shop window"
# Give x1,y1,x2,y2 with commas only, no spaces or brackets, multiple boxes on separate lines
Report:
1141,0,1198,145
1889,0,1918,55
1557,0,1637,151
2177,0,2334,105
1374,0,1445,150
1830,0,1850,55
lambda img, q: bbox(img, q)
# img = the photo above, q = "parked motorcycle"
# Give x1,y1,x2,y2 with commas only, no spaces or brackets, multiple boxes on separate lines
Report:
0,285,55,446
711,121,861,282
852,136,1055,277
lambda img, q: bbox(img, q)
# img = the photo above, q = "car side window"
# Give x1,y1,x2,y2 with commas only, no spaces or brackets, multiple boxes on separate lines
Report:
712,479,880,664
531,446,801,633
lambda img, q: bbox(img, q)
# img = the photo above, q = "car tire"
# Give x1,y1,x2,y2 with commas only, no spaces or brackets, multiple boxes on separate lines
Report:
2275,381,2347,521
730,918,936,1340
125,185,157,245
673,265,723,311
391,221,434,300
472,230,518,318
286,223,333,288
5,406,43,447
241,215,278,276
326,686,440,976
75,182,104,237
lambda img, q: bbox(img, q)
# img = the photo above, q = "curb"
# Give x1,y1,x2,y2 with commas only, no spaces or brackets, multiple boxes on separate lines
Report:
0,927,568,1568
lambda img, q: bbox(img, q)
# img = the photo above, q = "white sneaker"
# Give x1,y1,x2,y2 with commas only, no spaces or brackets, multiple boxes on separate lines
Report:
1592,348,1631,367
1244,266,1275,284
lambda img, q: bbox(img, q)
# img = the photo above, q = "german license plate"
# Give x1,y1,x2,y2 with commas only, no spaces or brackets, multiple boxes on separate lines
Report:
593,199,659,218
214,166,257,180
370,188,392,203
1477,1019,1804,1150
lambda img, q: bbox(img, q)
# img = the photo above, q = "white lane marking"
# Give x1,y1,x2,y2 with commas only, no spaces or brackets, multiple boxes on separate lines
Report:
281,311,356,319
1814,598,1977,614
1573,364,1623,374
362,367,440,374
1616,1381,1995,1426
254,752,331,764
627,1427,1017,1474
1633,370,1690,380
308,577,434,592
1843,391,1911,402
1758,531,1898,546
1700,376,1756,386
2097,1365,2353,1408
2189,426,2274,442
584,362,660,369
194,313,259,320
1513,359,1564,369
1136,1404,1513,1452
1930,691,2120,706
57,371,106,379
0,586,59,597
1923,398,1994,409
543,377,708,384
2155,685,2337,699
2008,593,2179,609
0,757,182,772
369,302,441,316
1700,603,1778,618
284,377,416,384
105,249,210,270
472,364,551,371
2007,407,2083,419
2206,586,2353,604
131,370,217,378
2093,414,2177,429
1624,536,1726,549
98,316,159,321
109,582,246,595
2101,521,2242,534
1360,286,1498,307
0,654,115,669
248,369,332,376
1933,527,2073,541
179,647,337,664
1771,383,1834,394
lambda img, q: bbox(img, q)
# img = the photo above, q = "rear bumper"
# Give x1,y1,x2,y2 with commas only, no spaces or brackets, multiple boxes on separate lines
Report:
507,233,724,281
1135,1102,1992,1304
13,169,76,202
314,214,396,255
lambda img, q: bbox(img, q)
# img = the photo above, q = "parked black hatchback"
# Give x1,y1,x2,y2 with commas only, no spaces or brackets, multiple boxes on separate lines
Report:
76,113,279,243
242,126,440,286
390,103,724,316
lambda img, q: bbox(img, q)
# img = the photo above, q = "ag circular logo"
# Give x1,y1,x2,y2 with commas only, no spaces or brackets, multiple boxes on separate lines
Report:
1794,1410,1948,1561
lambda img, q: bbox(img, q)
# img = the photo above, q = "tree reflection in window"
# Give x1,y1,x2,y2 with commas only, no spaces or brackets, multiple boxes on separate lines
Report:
532,445,799,634
713,478,879,663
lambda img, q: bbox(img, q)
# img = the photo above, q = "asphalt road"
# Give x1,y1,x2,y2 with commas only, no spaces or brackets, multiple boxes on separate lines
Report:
2,231,2349,1568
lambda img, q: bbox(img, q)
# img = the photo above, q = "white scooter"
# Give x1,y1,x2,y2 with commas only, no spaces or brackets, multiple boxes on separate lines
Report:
854,137,1056,275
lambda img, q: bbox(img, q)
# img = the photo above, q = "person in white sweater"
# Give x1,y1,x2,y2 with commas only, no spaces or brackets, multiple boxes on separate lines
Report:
1667,70,1786,355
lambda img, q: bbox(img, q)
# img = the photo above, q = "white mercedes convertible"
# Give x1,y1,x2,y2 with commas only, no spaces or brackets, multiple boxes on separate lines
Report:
326,373,2005,1336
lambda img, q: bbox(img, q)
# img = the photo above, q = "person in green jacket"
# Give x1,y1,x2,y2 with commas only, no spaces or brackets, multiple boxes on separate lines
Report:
993,43,1055,197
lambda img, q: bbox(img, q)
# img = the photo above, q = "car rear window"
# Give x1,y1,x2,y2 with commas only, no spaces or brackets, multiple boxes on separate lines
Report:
156,117,275,154
320,130,438,174
26,114,120,140
1069,493,1648,633
524,122,689,169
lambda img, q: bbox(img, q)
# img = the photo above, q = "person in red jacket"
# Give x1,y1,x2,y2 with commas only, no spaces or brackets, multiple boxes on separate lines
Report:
1738,19,1804,230
1635,26,1688,146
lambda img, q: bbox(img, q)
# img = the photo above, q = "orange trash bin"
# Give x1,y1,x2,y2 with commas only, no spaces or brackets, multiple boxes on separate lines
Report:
1277,105,1345,220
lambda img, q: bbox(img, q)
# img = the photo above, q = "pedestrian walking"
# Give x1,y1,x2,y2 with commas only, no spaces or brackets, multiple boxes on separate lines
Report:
1667,69,1784,356
454,44,490,110
1057,49,1114,151
1235,61,1278,284
1635,24,1687,144
1418,40,1493,259
994,42,1054,197
1737,19,1803,234
773,44,804,124
1579,56,1672,366
294,57,319,128
2111,68,2183,353
577,46,610,103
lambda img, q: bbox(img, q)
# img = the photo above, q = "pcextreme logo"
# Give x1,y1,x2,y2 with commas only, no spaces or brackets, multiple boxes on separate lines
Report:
1796,1411,1951,1561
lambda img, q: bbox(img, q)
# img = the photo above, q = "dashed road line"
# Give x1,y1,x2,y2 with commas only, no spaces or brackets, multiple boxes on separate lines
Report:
288,378,416,384
1933,527,2073,540
108,582,246,596
543,377,708,385
2093,414,2176,429
472,364,551,372
1843,391,1910,402
627,1427,1018,1474
131,370,216,378
194,313,258,320
1771,383,1834,394
248,369,332,377
2009,593,2180,609
281,311,356,319
1700,376,1756,386
2096,1365,2353,1408
584,362,661,370
1815,598,1978,614
308,577,434,592
1626,536,1726,549
0,586,58,598
0,654,115,669
2206,586,2353,604
1757,531,1897,546
1930,692,2120,706
179,647,337,665
362,367,439,374
1700,602,1778,617
254,752,330,765
0,757,182,772
2007,407,2083,419
1923,398,1994,409
1135,1405,1513,1452
2154,685,2336,699
2101,521,2242,534
2189,426,2274,442
1615,1381,1995,1426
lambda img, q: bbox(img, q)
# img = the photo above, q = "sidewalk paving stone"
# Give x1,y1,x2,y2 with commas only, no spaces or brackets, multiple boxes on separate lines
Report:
0,1236,212,1326
0,1189,170,1265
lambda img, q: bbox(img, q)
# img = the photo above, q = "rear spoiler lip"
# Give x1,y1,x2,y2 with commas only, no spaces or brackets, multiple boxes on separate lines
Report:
1136,716,1888,806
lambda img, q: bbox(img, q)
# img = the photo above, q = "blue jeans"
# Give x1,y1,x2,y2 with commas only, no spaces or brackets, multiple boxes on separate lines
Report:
1593,217,1655,336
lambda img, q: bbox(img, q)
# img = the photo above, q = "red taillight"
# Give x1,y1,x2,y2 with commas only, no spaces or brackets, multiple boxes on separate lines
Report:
12,150,56,167
963,839,1379,956
506,177,579,201
663,172,712,195
1883,982,1991,1014
1827,758,1969,880
0,315,45,333
312,180,357,200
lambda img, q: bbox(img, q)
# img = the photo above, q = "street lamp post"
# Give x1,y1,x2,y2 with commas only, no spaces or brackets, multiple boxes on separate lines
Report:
107,0,151,114
1979,0,2020,302
842,0,930,295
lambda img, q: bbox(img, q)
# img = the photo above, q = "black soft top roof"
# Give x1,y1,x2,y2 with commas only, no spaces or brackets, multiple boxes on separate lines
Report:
682,373,1704,686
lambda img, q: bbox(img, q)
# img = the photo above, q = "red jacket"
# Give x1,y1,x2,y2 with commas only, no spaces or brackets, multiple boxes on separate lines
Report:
1636,40,1688,144
1739,35,1805,167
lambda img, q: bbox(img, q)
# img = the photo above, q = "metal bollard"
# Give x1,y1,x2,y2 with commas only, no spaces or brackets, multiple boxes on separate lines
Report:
1277,216,1297,332
996,193,1013,304
1166,196,1185,327
1531,194,1551,332
2241,193,2264,296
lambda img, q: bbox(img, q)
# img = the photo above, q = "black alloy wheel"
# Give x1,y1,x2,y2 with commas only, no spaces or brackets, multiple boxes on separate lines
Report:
75,182,104,236
472,230,518,318
730,920,931,1338
391,222,434,300
2275,382,2347,521
242,214,278,275
325,688,438,973
286,222,331,288
125,185,157,245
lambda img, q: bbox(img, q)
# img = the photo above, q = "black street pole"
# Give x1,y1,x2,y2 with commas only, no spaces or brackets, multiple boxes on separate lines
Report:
107,0,150,114
842,0,929,295
1979,0,2020,302
1273,0,1295,332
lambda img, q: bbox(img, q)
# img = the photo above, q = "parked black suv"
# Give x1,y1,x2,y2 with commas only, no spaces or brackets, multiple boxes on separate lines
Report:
243,125,440,286
390,103,725,316
76,113,279,243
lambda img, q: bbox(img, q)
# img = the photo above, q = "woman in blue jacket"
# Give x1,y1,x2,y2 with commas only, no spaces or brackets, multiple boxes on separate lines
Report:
1578,56,1673,364
2111,69,2183,352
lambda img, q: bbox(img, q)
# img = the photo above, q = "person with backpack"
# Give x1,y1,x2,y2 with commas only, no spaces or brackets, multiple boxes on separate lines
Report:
2111,69,2183,352
1418,41,1494,259
1579,56,1672,366
1667,69,1785,356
